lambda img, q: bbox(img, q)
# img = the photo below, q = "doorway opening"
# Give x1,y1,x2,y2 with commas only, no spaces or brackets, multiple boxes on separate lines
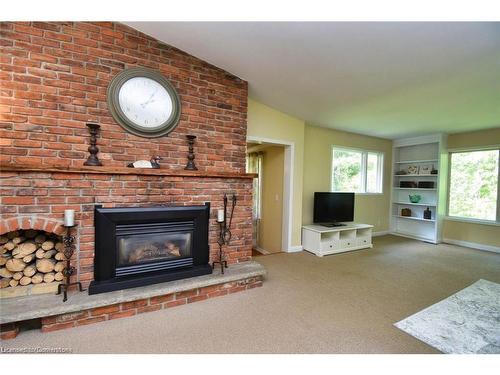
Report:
247,138,293,255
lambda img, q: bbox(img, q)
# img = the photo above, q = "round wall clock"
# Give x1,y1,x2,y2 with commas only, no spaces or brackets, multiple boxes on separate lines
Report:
107,67,181,138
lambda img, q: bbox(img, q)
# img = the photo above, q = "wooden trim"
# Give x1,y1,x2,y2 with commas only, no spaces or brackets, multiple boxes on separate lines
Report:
0,164,257,180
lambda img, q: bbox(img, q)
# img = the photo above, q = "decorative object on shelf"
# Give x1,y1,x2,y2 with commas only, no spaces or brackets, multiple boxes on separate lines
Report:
213,193,237,274
184,135,198,170
431,168,438,175
57,211,84,302
407,165,419,175
401,208,412,217
419,164,433,175
127,156,162,169
423,207,432,220
400,181,418,188
409,194,422,203
418,181,435,189
395,170,407,175
107,67,181,138
83,123,103,166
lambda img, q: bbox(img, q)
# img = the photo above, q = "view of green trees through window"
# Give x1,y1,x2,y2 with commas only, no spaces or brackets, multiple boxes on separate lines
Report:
332,148,383,193
332,149,362,192
448,149,499,221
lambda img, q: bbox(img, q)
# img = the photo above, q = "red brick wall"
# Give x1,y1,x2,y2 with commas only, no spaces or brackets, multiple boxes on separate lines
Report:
0,171,253,287
41,276,263,332
0,22,248,172
0,22,253,287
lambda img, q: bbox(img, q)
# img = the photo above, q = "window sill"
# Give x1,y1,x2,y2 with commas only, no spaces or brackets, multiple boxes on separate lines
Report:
331,191,383,196
445,216,500,227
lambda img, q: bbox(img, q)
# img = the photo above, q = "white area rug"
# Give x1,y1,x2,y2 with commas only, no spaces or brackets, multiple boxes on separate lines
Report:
395,279,500,354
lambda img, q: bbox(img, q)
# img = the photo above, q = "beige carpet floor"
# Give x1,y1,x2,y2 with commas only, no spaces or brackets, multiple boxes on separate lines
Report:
2,235,500,353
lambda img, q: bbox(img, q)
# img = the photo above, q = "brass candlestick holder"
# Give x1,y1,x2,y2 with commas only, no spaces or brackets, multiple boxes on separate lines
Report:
184,134,198,170
83,123,102,166
57,225,84,302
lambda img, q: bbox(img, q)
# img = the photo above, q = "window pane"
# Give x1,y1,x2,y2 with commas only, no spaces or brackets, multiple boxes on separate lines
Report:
449,150,499,220
332,149,362,192
366,153,381,193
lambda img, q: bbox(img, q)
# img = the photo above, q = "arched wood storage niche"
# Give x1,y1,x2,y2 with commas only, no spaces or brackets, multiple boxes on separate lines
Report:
1,224,66,297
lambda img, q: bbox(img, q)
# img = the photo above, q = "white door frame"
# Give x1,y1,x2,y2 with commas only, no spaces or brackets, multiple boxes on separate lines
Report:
247,135,295,252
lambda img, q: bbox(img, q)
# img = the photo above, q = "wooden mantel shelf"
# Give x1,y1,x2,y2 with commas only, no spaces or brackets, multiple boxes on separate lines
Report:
0,164,258,180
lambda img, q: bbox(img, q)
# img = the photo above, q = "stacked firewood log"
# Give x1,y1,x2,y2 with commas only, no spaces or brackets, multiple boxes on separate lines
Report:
0,229,66,288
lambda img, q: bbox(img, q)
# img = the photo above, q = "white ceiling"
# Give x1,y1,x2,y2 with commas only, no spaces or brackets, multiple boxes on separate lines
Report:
127,22,500,139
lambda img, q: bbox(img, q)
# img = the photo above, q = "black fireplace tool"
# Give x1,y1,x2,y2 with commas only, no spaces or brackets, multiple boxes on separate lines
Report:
213,193,237,274
57,225,84,302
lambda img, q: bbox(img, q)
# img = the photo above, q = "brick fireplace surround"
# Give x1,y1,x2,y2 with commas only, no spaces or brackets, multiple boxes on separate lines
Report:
0,22,262,339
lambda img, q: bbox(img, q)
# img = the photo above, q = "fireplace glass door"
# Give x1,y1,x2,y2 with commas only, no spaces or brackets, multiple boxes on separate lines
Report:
117,231,192,267
90,204,211,295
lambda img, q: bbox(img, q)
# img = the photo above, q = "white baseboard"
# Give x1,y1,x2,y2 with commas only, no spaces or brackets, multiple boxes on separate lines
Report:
372,230,390,237
287,245,303,253
390,231,438,244
443,238,500,254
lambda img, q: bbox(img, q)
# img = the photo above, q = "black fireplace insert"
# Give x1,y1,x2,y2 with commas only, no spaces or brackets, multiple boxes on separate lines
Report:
88,203,212,294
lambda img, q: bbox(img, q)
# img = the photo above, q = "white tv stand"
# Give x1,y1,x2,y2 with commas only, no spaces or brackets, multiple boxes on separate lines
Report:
302,223,373,257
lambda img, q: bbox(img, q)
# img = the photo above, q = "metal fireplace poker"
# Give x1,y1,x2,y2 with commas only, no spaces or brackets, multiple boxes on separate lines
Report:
57,210,84,302
213,193,237,274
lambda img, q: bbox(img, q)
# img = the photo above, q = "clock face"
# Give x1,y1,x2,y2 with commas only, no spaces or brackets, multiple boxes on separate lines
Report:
107,68,181,138
118,77,173,129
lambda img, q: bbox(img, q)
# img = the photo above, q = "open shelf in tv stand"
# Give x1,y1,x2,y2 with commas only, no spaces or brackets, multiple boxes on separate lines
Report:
302,223,373,257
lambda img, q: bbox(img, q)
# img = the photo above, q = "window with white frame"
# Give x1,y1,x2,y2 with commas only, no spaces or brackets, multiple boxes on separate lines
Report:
331,147,384,194
448,148,500,222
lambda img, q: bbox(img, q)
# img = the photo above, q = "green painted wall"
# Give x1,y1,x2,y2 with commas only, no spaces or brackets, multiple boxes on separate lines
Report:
302,125,393,232
247,98,305,248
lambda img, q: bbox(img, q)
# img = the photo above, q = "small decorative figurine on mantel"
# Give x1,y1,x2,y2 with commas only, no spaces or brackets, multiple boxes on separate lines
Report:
127,156,162,169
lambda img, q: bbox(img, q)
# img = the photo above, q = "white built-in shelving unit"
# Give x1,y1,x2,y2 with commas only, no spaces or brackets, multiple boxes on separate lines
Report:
390,134,448,243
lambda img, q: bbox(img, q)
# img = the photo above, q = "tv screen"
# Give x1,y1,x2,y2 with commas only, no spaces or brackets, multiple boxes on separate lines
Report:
313,192,355,226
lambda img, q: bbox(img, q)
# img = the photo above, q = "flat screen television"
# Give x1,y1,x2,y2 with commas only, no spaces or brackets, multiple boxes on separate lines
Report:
313,192,355,227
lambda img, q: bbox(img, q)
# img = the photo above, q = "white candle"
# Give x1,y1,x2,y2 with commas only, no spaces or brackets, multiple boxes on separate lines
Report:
64,209,75,226
217,209,224,223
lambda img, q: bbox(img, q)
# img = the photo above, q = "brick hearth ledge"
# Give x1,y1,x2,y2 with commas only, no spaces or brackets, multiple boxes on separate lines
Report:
0,261,265,326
